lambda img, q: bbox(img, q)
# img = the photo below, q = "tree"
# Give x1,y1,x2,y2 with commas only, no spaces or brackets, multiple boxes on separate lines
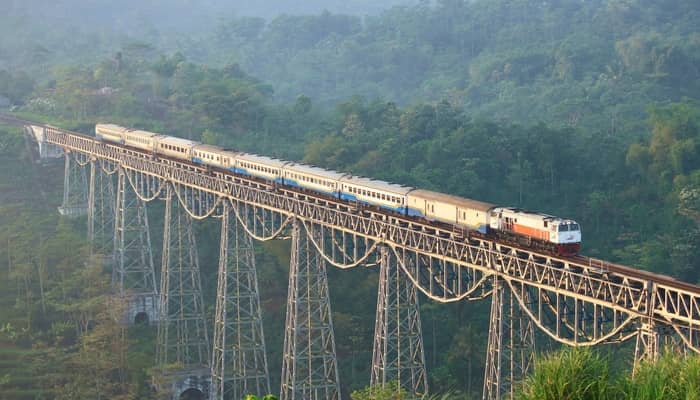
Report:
351,381,408,400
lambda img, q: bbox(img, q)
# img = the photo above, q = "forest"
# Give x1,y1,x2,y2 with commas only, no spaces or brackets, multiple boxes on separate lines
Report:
2,0,700,398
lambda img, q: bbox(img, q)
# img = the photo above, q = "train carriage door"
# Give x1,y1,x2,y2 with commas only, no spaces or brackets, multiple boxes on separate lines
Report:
426,201,436,219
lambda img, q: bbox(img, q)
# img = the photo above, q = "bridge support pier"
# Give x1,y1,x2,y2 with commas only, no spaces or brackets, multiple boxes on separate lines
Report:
58,151,89,216
87,159,115,261
633,321,660,373
155,183,211,399
483,277,535,400
280,220,341,400
370,246,428,399
112,168,158,325
211,202,271,400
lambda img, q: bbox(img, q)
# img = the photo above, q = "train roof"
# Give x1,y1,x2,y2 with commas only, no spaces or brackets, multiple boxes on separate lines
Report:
494,207,578,223
340,175,414,195
96,123,129,133
193,144,237,154
495,207,555,218
157,135,200,146
284,163,348,180
127,129,161,138
409,189,496,211
236,152,290,168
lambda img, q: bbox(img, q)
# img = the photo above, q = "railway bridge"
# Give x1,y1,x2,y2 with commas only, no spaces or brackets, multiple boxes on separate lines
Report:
2,113,700,400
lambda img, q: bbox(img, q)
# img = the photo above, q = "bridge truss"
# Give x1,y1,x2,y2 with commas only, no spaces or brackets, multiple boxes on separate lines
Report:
5,115,700,400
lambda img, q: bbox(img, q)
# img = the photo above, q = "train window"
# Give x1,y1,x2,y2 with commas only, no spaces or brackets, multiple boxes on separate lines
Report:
558,224,569,232
544,221,548,228
570,223,580,231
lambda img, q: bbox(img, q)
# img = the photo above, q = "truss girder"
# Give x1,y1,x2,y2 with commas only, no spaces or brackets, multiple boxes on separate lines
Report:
39,124,700,351
211,202,271,400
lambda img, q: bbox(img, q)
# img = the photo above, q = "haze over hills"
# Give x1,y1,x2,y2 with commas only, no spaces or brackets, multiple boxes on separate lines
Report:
5,0,419,26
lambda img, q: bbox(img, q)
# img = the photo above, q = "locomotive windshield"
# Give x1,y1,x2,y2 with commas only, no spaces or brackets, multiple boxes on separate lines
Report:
558,224,569,231
570,223,580,231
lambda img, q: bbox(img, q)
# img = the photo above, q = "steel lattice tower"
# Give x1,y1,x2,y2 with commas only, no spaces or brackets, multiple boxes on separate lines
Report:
634,320,660,373
211,202,271,399
370,246,427,399
156,183,211,398
280,221,341,400
87,160,115,259
58,151,89,216
483,278,535,400
112,169,158,324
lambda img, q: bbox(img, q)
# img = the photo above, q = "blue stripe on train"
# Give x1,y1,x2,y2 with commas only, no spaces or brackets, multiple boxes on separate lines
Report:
286,179,340,197
340,193,407,214
231,167,284,184
407,208,423,217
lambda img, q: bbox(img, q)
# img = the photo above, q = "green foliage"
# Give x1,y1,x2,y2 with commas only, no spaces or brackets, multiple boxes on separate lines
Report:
243,394,279,400
619,352,700,400
350,381,408,400
519,349,700,400
518,348,617,400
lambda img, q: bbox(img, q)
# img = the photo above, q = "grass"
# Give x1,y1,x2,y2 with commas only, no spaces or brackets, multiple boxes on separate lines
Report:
518,348,700,400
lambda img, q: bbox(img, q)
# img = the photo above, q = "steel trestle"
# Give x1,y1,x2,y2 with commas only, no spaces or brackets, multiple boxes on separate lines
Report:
370,246,428,399
280,220,341,400
211,202,271,399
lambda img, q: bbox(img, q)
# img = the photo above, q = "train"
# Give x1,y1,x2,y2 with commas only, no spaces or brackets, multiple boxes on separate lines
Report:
95,123,582,256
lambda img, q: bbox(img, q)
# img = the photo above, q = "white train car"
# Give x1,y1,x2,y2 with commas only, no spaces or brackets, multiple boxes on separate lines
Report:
339,176,413,214
489,207,581,255
407,189,494,233
192,144,238,170
95,123,127,144
233,153,289,183
155,136,199,159
123,129,161,152
283,163,347,197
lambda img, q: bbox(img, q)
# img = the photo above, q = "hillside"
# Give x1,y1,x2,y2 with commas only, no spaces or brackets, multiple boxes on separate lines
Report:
192,0,700,137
